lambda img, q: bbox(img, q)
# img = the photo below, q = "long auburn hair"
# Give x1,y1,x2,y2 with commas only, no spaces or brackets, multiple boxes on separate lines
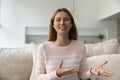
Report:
48,8,78,41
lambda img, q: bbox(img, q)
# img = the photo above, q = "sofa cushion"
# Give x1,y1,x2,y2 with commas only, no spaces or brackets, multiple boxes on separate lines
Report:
85,39,119,57
0,48,33,80
30,43,39,80
87,54,120,80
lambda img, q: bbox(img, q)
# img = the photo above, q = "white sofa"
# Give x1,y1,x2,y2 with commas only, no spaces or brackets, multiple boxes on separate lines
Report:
0,39,119,80
85,39,120,80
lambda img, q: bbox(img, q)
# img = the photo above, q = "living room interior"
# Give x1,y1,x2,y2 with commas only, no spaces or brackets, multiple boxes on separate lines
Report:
0,0,120,80
0,0,120,47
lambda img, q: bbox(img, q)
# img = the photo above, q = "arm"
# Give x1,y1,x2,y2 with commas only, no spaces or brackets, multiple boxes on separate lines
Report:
35,44,60,80
78,54,92,80
78,45,93,80
78,45,113,80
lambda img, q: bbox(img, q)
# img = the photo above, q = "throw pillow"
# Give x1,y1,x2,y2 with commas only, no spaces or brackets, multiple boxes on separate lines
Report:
30,42,39,80
87,54,120,80
85,39,119,57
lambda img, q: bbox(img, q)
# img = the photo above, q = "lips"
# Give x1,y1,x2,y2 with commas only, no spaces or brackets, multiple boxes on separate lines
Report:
59,26,66,30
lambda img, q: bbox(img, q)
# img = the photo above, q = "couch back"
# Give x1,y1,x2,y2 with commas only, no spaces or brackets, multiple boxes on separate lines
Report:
0,48,33,80
85,39,119,57
0,39,119,80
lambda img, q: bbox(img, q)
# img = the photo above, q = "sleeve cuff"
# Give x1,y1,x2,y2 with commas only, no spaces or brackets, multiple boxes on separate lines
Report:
49,70,61,80
87,69,98,79
87,69,93,76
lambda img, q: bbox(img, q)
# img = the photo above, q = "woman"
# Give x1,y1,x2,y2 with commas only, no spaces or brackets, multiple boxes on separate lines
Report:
35,8,113,80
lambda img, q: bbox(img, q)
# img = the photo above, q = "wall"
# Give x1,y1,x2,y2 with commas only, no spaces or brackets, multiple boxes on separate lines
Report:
0,0,19,47
0,0,73,47
0,0,1,23
74,0,117,40
99,0,120,20
0,0,118,47
0,0,1,40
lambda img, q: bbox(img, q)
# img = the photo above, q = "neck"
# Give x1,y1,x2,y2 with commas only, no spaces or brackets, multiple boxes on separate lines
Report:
54,35,71,46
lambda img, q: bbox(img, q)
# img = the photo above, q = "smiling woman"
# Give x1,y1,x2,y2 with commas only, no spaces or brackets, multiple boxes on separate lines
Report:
31,8,114,80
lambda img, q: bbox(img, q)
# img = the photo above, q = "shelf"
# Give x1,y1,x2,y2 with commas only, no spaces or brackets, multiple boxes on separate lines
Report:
25,27,49,44
25,27,48,35
25,35,48,43
77,28,105,36
78,36,101,43
25,27,106,44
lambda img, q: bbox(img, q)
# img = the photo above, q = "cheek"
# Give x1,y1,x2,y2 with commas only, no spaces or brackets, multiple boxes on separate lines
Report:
53,22,56,29
68,22,72,27
53,24,56,29
67,24,72,32
53,21,57,27
69,24,72,29
53,22,60,29
53,24,58,32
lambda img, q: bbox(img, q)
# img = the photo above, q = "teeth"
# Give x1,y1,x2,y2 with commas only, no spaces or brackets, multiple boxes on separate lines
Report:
60,27,66,30
61,27,65,29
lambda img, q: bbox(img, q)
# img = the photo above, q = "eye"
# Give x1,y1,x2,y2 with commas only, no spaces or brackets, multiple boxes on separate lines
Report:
63,17,70,21
56,19,60,21
54,18,61,22
64,18,69,21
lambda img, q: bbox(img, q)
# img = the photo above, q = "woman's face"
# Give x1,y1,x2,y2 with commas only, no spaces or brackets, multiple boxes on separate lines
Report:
53,11,72,35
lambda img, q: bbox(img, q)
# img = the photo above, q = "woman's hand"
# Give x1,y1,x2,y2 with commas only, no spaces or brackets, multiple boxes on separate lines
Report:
90,60,114,77
56,60,77,77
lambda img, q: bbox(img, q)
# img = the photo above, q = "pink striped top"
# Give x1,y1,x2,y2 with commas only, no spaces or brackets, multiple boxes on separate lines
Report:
35,40,93,80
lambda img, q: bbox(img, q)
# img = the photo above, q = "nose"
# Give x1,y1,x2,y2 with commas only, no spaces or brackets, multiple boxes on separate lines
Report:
60,20,64,24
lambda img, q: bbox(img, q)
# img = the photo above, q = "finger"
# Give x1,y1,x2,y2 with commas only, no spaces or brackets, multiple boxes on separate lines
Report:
102,72,113,77
104,71,114,77
57,60,63,69
104,71,113,74
100,70,113,77
97,60,108,68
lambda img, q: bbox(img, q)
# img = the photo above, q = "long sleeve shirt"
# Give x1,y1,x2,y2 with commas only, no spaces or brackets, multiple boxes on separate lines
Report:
35,40,93,80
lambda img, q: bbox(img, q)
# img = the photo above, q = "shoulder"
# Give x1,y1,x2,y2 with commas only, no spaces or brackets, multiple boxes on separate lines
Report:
38,41,53,49
72,40,85,47
71,40,86,52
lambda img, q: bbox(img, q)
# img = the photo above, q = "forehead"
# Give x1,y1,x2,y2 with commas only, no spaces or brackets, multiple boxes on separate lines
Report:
55,11,70,18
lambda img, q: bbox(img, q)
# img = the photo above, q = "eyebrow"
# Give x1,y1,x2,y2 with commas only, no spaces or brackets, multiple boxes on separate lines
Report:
55,17,70,19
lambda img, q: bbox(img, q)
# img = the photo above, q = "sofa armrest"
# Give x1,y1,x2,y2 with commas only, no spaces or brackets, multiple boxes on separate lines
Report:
87,54,120,80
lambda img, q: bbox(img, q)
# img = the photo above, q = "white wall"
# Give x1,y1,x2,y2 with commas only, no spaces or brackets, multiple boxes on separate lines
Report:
1,0,19,47
0,0,118,47
99,0,120,20
0,0,1,40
